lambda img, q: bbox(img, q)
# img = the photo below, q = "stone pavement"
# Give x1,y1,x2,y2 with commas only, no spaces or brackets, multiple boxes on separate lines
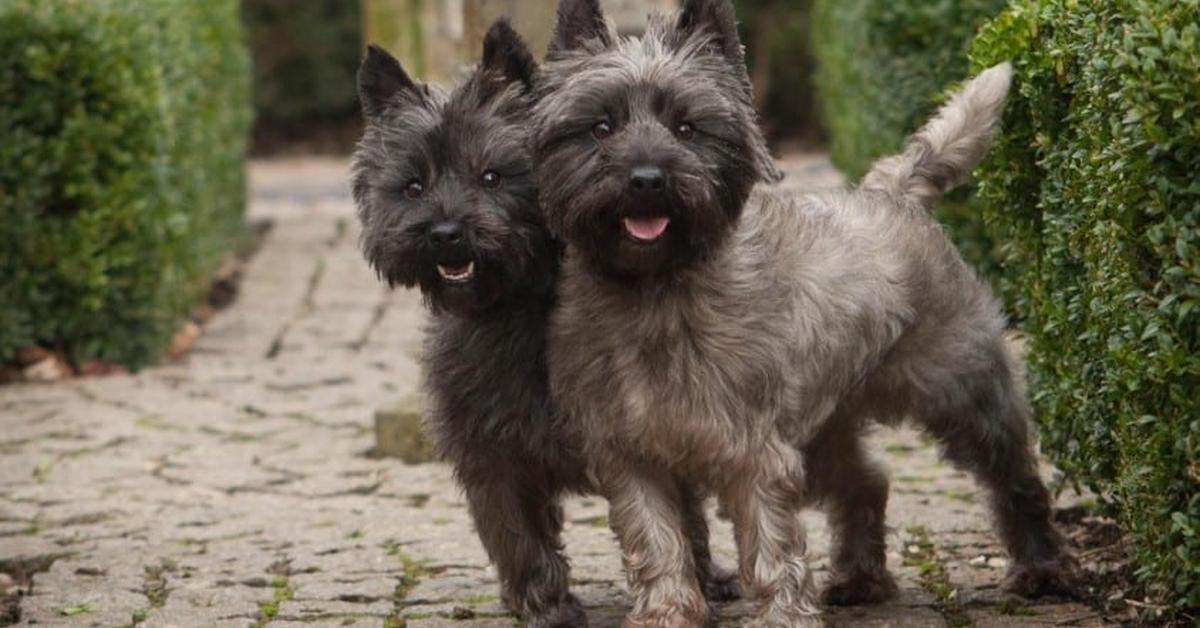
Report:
0,156,1111,628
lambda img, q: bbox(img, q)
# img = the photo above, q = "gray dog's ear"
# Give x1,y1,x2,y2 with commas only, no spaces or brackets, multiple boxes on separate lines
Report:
481,18,536,93
676,0,782,183
675,0,744,68
549,0,611,58
358,44,420,118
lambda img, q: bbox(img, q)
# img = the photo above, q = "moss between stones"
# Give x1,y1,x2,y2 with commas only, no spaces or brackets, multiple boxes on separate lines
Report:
903,526,973,628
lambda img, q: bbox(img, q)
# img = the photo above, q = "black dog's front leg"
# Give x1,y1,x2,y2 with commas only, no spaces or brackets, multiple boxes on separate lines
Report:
465,477,586,628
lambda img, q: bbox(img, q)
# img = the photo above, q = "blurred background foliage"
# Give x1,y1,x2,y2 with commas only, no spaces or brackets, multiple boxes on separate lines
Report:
242,0,365,154
734,0,821,147
239,0,828,155
810,0,1008,276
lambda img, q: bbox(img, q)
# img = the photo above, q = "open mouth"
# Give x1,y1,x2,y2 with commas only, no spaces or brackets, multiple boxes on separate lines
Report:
436,261,475,283
622,216,670,243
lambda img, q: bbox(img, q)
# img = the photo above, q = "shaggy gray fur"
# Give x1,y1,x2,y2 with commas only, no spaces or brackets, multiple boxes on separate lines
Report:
533,1,1076,626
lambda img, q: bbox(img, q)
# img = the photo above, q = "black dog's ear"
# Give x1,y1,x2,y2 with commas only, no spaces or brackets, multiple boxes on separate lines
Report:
548,0,611,58
481,18,536,93
358,44,418,118
675,0,744,67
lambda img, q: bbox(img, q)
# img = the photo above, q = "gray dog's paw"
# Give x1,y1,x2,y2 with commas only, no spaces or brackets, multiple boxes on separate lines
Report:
821,569,897,606
1003,553,1079,598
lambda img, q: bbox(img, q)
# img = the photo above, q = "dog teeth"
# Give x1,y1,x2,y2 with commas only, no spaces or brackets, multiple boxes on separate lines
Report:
437,261,475,282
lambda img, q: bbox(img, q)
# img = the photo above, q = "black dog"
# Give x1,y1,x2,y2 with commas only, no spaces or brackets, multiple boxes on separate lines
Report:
351,20,738,628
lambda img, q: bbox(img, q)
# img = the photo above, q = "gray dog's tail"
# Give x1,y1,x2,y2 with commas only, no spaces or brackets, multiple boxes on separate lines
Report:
860,62,1013,210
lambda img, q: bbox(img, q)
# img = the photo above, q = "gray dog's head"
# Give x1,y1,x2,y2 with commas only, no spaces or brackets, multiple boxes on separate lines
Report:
533,0,778,280
352,21,557,314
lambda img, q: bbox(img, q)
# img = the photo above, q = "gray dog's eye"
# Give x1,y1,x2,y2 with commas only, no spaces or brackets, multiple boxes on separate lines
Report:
592,120,613,140
675,122,695,140
481,171,501,189
405,180,424,199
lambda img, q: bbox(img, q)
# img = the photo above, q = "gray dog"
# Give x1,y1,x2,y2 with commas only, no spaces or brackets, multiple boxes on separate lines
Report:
351,19,737,628
532,1,1076,626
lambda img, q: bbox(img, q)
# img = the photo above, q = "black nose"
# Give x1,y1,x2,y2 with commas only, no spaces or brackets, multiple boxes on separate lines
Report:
629,166,666,194
429,221,463,245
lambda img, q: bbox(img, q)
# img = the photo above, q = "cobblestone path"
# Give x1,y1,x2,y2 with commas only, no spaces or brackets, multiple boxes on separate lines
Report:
0,157,1110,627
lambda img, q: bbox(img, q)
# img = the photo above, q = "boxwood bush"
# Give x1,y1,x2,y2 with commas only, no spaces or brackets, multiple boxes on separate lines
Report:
810,0,1008,274
971,0,1200,612
0,0,251,368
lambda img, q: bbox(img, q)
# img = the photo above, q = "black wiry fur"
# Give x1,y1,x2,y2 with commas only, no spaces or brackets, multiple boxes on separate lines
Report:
351,21,738,628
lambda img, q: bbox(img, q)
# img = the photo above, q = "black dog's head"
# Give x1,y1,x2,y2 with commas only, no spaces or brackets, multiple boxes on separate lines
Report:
352,21,557,314
533,0,779,280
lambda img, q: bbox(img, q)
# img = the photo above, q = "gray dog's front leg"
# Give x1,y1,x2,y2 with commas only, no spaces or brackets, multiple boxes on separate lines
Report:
717,440,822,628
599,459,708,628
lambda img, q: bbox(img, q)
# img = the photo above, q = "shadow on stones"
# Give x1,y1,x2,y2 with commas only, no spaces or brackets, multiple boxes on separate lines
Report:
0,552,72,626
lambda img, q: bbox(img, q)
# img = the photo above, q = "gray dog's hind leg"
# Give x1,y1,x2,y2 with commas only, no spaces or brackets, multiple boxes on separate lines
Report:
917,341,1077,598
465,480,587,628
803,423,897,605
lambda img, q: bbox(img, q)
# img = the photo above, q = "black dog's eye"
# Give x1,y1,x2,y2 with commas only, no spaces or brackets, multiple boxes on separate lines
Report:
592,120,613,140
481,170,501,189
404,180,424,199
675,122,695,140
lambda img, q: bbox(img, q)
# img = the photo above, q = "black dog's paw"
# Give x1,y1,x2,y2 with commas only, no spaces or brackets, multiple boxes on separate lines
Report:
822,569,898,606
1003,553,1080,599
527,595,588,628
702,565,742,602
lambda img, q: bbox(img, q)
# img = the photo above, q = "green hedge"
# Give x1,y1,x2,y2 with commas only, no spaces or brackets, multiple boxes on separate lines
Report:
972,0,1200,612
0,0,251,368
810,0,1008,274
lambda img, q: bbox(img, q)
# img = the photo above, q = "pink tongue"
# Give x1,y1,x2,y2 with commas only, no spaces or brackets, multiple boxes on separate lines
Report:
623,216,670,241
